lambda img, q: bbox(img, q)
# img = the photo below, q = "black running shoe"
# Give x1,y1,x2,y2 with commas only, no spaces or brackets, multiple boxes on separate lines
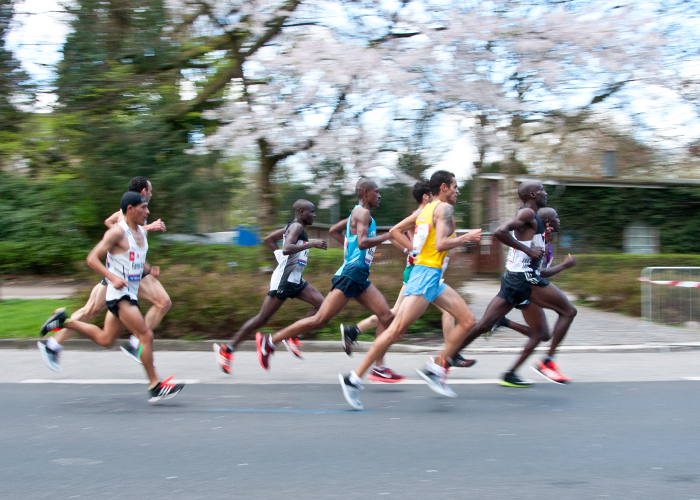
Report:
148,376,185,403
499,370,532,388
39,308,67,337
120,342,143,365
452,353,477,368
37,341,61,372
340,324,359,356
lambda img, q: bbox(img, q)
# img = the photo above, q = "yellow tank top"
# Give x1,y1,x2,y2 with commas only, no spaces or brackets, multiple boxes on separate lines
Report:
413,200,452,269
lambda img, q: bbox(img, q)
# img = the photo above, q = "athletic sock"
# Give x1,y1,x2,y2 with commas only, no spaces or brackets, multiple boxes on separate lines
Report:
500,317,510,327
129,335,139,349
46,337,63,352
542,355,553,364
349,370,362,387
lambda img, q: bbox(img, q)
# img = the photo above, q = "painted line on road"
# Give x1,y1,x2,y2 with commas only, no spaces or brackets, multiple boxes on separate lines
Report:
207,408,376,414
20,379,200,384
681,377,700,381
395,379,502,385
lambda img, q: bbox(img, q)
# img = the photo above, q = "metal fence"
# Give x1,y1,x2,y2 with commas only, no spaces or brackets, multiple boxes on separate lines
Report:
641,267,700,326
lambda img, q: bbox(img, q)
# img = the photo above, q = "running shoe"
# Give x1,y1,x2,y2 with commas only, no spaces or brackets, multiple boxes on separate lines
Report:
340,324,359,356
39,308,67,337
484,316,509,340
533,359,571,384
121,342,143,365
255,332,275,370
338,373,364,410
368,366,406,383
499,370,532,388
213,343,233,374
282,337,303,359
37,341,61,372
415,367,456,398
148,375,185,403
451,353,477,368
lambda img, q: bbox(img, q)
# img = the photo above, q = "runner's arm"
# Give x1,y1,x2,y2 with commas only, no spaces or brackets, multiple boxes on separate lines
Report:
143,219,166,233
282,223,326,254
104,210,122,229
355,209,392,250
86,227,128,289
263,227,286,252
493,209,543,261
388,212,419,252
329,218,348,244
540,254,577,278
434,204,481,252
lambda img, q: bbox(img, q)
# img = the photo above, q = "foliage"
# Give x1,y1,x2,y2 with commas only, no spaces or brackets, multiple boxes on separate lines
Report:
553,254,700,317
548,186,700,253
0,299,84,338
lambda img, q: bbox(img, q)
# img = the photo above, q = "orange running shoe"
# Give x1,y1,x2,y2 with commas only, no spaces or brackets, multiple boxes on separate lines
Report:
533,359,570,384
213,343,234,374
282,337,303,359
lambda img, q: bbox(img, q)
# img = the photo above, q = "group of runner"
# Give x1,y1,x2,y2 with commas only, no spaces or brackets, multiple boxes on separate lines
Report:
38,171,578,408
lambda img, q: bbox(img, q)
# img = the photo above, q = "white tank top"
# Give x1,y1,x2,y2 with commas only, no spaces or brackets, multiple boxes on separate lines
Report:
106,220,148,302
505,213,546,274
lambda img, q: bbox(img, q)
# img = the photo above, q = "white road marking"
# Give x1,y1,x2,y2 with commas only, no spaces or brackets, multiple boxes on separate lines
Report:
21,379,200,384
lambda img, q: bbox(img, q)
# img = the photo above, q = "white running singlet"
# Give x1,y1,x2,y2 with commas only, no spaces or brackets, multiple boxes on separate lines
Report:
505,213,546,274
105,220,148,302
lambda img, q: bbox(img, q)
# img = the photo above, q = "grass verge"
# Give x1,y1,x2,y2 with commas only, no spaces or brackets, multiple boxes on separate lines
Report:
0,299,84,339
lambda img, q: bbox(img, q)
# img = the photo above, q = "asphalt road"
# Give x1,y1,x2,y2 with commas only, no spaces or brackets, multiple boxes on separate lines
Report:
2,350,700,500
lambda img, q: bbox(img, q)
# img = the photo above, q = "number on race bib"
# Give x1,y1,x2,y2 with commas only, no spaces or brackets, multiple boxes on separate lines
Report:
412,223,430,256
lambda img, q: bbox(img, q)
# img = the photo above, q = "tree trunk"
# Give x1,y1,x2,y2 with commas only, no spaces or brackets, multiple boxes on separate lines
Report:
258,138,278,229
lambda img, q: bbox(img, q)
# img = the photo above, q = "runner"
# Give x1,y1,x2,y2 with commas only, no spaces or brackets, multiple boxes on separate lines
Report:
254,178,396,373
339,170,481,410
213,200,327,373
484,207,578,386
38,192,184,403
340,180,475,382
440,181,578,387
37,176,171,371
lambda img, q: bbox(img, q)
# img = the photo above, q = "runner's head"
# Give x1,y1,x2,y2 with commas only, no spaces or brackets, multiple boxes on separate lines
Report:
128,176,152,202
355,178,381,209
518,180,547,208
412,179,432,205
120,191,149,225
430,170,458,204
538,207,559,242
293,199,316,226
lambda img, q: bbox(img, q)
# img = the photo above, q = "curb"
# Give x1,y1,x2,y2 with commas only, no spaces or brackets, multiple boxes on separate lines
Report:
5,339,700,354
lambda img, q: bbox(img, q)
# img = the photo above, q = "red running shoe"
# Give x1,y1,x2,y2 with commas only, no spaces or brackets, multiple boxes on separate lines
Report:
256,332,275,370
368,366,406,383
533,359,570,384
213,343,233,374
282,337,303,359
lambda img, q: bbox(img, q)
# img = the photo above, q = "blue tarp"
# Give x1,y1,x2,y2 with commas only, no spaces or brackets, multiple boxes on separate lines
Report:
233,226,259,246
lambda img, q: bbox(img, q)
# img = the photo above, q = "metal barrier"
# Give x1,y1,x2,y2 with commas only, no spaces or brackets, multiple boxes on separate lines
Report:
641,267,700,326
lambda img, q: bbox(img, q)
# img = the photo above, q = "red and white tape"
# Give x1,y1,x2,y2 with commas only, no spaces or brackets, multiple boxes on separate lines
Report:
638,277,700,288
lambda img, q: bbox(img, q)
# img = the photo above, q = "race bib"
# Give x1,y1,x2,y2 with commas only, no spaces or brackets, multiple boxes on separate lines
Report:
298,247,309,267
364,246,376,267
412,223,430,256
440,255,450,278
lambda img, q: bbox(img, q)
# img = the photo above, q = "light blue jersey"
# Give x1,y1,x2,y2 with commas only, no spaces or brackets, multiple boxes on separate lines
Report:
334,205,377,284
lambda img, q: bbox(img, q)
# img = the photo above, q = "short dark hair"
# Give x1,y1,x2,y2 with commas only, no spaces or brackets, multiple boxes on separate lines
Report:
412,180,431,204
128,176,149,194
429,170,455,195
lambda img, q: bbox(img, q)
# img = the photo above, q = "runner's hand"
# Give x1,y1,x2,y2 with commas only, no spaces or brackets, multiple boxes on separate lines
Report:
311,240,328,250
525,246,545,261
149,266,161,278
462,229,481,243
144,219,166,232
563,254,577,269
110,276,128,290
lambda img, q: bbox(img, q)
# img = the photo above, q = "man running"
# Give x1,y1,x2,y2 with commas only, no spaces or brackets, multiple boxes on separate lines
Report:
38,192,184,403
339,170,481,410
484,207,578,386
37,176,171,371
254,178,395,371
441,181,578,387
213,200,327,373
340,180,475,382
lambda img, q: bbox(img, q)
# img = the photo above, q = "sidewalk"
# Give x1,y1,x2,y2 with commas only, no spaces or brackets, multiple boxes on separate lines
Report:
2,279,699,352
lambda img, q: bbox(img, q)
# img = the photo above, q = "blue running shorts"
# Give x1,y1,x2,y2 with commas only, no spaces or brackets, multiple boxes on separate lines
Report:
403,265,446,303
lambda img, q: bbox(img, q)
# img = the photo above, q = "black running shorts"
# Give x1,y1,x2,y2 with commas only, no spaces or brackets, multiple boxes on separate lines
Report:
497,271,550,305
105,296,140,317
331,275,371,299
267,280,308,301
